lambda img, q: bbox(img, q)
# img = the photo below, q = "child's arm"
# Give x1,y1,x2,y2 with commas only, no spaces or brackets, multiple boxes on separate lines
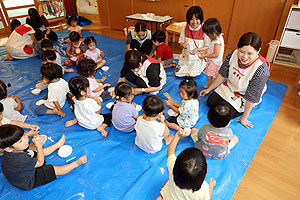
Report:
96,76,107,83
94,97,102,114
159,114,171,143
163,92,181,107
53,101,66,117
11,95,22,111
25,129,39,137
66,45,72,57
202,43,221,58
165,100,180,113
92,83,111,93
65,118,78,127
133,86,162,95
209,178,216,200
167,129,190,157
10,120,39,130
32,135,45,168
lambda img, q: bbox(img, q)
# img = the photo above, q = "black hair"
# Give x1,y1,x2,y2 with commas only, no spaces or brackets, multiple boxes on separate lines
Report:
67,76,89,112
28,8,39,18
142,95,164,117
124,49,142,70
0,102,3,112
67,15,80,26
84,36,97,46
0,80,10,100
42,50,57,62
173,147,207,192
202,18,222,40
152,31,166,43
69,31,81,42
134,21,146,33
41,39,54,49
179,77,198,99
10,19,21,33
115,82,133,100
34,29,45,41
77,58,97,77
0,124,25,149
237,32,261,51
208,102,232,128
40,63,63,81
186,6,204,24
27,16,43,29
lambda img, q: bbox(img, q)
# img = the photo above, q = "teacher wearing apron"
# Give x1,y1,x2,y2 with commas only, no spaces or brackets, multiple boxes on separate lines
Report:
200,32,270,128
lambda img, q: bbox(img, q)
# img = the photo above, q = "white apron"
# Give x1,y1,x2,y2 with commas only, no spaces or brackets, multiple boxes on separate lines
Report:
215,50,268,113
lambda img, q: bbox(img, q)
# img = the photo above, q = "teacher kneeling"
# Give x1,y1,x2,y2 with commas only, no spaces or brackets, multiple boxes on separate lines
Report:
118,49,166,95
200,32,270,128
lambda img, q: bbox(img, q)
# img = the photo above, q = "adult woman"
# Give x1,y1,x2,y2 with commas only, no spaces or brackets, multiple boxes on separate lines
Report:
200,32,270,128
118,49,166,95
175,6,206,77
26,8,58,41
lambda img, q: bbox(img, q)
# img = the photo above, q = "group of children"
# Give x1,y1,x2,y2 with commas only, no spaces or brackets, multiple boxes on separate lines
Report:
0,8,238,199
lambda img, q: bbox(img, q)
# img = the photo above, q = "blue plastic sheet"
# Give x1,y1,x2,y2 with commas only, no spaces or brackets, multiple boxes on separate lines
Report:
0,31,287,200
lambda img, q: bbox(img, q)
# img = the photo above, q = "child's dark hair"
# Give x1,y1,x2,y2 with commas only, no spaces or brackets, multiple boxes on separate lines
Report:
40,63,63,81
67,15,80,26
124,49,142,70
203,18,222,40
84,36,97,46
67,76,89,112
42,50,56,62
135,21,146,33
69,31,80,43
208,102,232,128
186,6,204,24
0,102,3,112
115,82,133,100
237,32,261,51
0,124,25,149
173,147,207,192
142,95,164,117
0,80,11,100
10,19,21,33
28,8,39,18
152,31,166,43
34,29,45,41
77,58,96,77
41,39,54,49
179,77,198,99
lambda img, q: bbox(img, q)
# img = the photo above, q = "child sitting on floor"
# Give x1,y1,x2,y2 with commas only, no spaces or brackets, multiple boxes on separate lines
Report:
64,31,86,66
191,102,239,159
84,36,106,69
35,63,69,117
65,76,112,137
135,95,174,154
0,124,87,191
77,59,111,101
34,29,46,58
111,82,138,132
41,39,62,66
0,80,27,122
157,128,216,200
60,15,83,45
164,77,199,131
152,31,177,68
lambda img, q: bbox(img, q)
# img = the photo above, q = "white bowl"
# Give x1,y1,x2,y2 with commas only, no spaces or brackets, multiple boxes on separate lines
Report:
167,109,178,117
58,145,72,158
102,66,109,72
70,57,77,61
36,99,46,106
135,104,142,111
108,87,115,93
31,88,41,95
106,102,114,109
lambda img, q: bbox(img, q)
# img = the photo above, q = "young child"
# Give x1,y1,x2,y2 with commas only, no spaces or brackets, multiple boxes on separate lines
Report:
198,18,224,88
42,50,74,73
59,15,83,44
0,80,27,122
35,63,69,117
111,82,138,132
41,39,62,66
64,31,86,66
10,19,21,34
152,31,176,68
65,76,112,137
0,124,87,191
164,77,199,131
157,129,216,200
191,102,239,159
135,95,174,154
84,36,106,69
77,59,111,101
34,29,45,58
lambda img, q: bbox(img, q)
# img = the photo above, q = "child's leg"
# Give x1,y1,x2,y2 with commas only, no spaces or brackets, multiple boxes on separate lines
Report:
163,134,174,145
190,128,199,143
65,118,78,127
46,108,59,115
96,59,106,69
43,135,66,156
156,194,163,200
228,134,239,150
53,155,87,176
165,121,181,132
97,113,112,137
63,58,75,66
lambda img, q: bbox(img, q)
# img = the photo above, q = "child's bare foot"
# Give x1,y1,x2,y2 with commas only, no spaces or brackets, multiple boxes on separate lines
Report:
97,127,107,137
65,68,74,73
156,193,163,200
3,54,12,61
75,155,87,167
65,119,77,127
56,134,66,148
164,134,174,145
202,85,208,88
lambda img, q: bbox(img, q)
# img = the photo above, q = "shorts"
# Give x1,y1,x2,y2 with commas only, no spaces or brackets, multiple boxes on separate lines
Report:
166,116,179,126
163,58,174,66
33,164,56,188
35,104,49,115
102,113,112,126
100,91,111,102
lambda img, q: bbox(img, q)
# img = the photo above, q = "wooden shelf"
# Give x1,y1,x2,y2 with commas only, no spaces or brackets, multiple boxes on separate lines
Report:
273,59,300,68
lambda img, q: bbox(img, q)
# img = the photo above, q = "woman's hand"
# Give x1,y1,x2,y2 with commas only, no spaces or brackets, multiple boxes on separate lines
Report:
200,89,211,96
236,116,253,128
198,52,206,59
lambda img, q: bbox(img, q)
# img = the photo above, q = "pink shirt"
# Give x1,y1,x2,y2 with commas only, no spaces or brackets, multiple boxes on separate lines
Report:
87,77,103,98
68,25,83,33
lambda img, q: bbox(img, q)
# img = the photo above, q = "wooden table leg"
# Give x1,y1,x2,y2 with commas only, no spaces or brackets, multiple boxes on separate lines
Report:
166,30,169,45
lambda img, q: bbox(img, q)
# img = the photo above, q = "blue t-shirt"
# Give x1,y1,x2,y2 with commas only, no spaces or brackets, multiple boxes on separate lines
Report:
112,102,138,132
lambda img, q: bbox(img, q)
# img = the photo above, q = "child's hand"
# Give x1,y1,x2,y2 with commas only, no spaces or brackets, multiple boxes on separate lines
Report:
209,178,216,190
103,83,111,88
30,124,40,131
159,113,165,122
178,128,191,137
165,100,172,107
32,135,44,147
26,129,39,137
99,76,107,82
163,92,171,100
57,110,66,118
11,95,19,100
198,52,206,59
132,102,136,107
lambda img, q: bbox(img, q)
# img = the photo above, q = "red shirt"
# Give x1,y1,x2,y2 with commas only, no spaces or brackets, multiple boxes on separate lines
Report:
156,42,173,61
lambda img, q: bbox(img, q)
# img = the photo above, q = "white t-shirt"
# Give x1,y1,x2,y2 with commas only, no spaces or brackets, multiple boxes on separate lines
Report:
55,52,62,66
74,98,104,130
203,34,224,66
44,78,69,109
0,97,27,122
160,154,210,200
84,48,101,61
134,116,165,154
0,116,11,125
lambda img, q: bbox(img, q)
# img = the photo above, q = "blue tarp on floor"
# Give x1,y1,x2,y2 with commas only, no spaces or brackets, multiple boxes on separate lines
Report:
0,30,287,200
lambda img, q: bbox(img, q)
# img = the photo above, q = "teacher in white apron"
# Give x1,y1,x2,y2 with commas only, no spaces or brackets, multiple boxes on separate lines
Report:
200,32,270,128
